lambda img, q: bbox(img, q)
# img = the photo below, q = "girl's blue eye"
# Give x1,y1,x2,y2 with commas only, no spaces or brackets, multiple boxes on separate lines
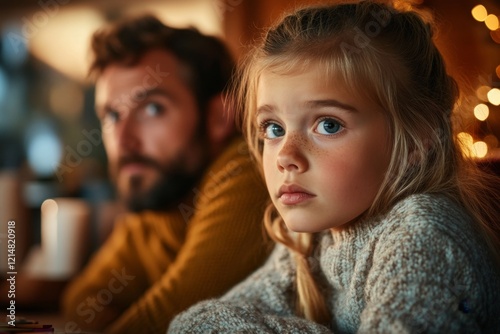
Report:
316,119,342,135
265,123,285,139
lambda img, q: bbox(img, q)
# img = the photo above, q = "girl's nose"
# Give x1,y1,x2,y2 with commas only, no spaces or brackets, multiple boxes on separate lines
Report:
276,133,308,173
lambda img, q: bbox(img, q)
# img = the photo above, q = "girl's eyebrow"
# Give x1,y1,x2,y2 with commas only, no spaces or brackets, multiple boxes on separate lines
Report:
256,104,275,117
305,99,358,113
256,99,358,117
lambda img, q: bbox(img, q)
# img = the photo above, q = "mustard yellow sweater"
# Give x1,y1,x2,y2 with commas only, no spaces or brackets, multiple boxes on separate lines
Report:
61,138,273,334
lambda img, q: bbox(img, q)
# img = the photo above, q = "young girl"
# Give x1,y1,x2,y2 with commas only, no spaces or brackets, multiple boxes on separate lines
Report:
169,1,500,333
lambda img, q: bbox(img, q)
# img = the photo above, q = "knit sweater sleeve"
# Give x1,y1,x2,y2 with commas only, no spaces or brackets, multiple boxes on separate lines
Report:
168,244,332,334
61,215,154,331
358,195,499,333
104,139,273,334
62,139,273,334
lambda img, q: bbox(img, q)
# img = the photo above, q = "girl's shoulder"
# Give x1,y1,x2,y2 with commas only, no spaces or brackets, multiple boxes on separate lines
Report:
389,192,469,222
384,193,472,235
366,194,500,332
377,193,488,263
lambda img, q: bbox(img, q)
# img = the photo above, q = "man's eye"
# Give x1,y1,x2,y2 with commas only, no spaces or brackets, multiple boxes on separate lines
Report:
104,110,120,124
316,118,343,135
265,123,285,139
144,102,163,116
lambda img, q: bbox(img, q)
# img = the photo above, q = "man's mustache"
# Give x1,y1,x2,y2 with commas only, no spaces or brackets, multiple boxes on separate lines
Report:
117,155,163,171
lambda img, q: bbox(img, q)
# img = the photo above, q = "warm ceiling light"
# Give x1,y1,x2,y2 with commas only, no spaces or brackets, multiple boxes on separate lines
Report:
472,5,488,22
27,0,223,83
487,88,500,105
28,6,105,83
123,0,223,37
474,103,489,121
485,14,499,30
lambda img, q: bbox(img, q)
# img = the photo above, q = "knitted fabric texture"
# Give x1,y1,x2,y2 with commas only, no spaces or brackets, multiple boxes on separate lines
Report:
169,193,500,333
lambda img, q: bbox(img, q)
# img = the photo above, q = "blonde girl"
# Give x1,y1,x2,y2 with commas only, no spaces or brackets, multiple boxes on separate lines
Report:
169,1,500,333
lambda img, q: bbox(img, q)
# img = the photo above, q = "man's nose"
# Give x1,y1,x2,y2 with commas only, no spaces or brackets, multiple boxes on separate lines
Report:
116,113,141,152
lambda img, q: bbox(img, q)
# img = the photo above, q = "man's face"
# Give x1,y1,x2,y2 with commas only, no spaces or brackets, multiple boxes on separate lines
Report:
95,49,208,211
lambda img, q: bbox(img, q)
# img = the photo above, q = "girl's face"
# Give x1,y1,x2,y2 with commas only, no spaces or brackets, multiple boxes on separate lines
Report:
256,64,391,232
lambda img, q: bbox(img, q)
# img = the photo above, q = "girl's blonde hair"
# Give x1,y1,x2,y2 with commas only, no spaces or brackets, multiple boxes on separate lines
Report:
230,0,500,325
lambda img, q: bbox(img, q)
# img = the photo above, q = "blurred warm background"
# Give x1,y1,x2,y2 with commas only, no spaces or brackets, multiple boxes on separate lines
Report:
0,0,499,285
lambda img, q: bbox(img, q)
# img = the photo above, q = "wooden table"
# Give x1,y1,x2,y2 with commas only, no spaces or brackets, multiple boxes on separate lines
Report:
9,312,103,334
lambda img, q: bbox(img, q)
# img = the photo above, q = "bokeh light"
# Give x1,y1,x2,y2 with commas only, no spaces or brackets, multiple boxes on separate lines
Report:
476,85,491,101
457,132,474,157
473,141,488,158
487,88,500,105
484,134,499,149
472,5,488,22
491,29,500,44
25,121,62,177
474,103,489,121
485,14,499,30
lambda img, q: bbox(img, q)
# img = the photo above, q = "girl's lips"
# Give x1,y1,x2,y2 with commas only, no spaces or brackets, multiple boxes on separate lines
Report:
278,184,315,205
279,192,315,205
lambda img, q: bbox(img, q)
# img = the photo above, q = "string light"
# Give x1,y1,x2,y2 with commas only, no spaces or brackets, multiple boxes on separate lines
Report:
458,132,474,157
472,4,488,21
470,5,500,158
476,85,491,101
457,133,491,158
473,141,488,158
474,103,490,121
484,134,499,149
485,14,499,30
487,88,500,105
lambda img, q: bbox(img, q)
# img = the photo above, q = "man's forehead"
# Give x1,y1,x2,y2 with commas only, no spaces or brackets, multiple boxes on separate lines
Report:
94,53,179,107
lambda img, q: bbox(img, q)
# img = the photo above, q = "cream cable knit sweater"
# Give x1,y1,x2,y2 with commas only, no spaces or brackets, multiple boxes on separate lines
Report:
168,194,500,333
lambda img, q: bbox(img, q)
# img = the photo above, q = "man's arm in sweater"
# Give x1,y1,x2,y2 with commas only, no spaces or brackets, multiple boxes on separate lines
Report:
104,142,274,334
61,215,152,331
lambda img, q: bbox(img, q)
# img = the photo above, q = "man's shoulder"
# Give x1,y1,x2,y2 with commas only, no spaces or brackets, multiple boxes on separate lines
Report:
207,137,253,172
179,137,267,221
198,137,263,191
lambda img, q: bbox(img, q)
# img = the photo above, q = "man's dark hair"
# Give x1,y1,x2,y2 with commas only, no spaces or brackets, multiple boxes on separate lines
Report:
90,14,234,112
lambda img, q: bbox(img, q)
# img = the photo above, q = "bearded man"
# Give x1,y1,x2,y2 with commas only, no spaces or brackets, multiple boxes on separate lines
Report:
61,15,272,334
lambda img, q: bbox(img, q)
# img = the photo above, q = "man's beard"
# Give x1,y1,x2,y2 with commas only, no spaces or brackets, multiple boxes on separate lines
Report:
117,147,208,213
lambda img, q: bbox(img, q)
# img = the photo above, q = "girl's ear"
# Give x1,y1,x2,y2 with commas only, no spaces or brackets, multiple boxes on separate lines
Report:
206,94,235,153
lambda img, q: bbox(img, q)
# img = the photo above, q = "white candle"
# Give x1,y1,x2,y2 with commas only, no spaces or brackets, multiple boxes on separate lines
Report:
41,199,58,273
41,198,90,279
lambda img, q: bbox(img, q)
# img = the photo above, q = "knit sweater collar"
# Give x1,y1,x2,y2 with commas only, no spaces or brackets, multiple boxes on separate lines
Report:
329,212,383,245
